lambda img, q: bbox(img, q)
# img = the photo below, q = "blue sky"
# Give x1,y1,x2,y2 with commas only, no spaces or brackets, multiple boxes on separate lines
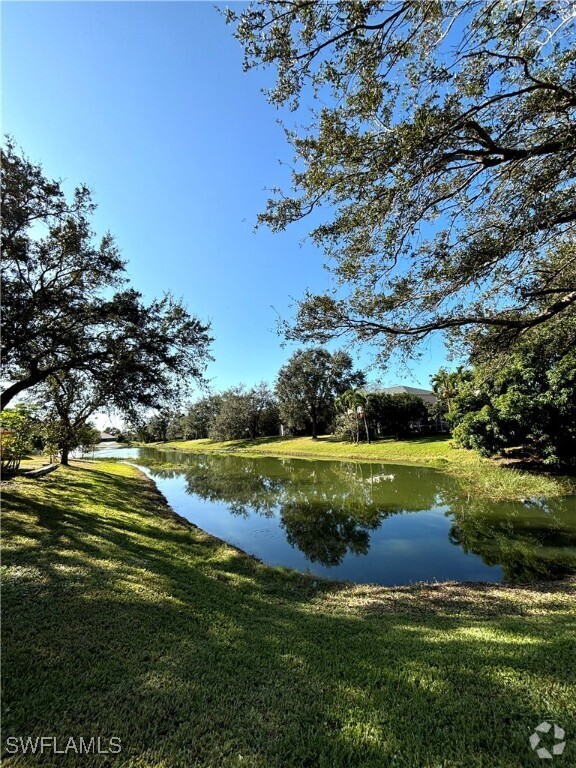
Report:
2,0,450,401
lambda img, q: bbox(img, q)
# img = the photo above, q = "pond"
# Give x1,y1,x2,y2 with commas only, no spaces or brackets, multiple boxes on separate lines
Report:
98,446,576,586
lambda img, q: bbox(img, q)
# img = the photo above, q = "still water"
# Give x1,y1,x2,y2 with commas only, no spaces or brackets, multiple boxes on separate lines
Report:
98,446,576,586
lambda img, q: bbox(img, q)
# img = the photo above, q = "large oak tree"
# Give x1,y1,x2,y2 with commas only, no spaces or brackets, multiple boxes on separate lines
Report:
276,347,364,438
228,1,576,363
1,140,212,411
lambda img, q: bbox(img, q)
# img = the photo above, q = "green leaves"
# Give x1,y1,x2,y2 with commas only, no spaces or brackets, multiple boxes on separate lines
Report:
276,347,364,437
0,404,37,471
1,141,213,412
229,1,576,361
451,341,576,466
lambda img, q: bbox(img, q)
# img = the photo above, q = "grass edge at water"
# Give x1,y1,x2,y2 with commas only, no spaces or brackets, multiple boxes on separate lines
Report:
2,459,576,768
132,435,575,501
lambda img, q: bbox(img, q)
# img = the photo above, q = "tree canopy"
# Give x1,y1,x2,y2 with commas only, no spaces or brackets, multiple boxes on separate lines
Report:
228,1,576,362
450,314,576,466
209,383,280,441
1,139,213,411
276,347,364,437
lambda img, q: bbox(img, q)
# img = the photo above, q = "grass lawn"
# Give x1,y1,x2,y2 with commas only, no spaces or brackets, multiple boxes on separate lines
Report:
152,434,476,465
147,435,574,500
2,460,576,767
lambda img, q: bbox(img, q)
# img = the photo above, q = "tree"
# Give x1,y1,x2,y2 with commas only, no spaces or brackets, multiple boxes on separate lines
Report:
36,373,106,465
185,394,223,439
209,387,253,441
366,392,429,440
77,424,100,455
1,140,213,410
246,382,280,439
166,412,187,442
209,383,280,441
431,366,472,417
335,388,370,443
451,325,576,466
276,348,364,438
228,3,576,363
146,411,173,443
0,404,37,472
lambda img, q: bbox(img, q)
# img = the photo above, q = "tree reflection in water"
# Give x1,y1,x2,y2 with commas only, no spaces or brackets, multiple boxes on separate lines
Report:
142,453,441,567
446,495,576,583
137,449,576,579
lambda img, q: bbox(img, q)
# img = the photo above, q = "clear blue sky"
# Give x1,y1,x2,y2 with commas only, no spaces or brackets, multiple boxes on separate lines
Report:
2,0,450,399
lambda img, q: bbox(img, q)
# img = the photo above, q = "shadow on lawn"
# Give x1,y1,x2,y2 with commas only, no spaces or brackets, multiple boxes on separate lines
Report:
2,466,575,767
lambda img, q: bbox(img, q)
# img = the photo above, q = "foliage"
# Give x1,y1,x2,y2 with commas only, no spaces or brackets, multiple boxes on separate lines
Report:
184,394,224,439
451,330,576,465
209,383,280,441
228,2,576,363
333,409,362,444
36,373,104,464
335,388,370,443
366,392,429,440
100,426,127,443
166,412,188,442
0,404,37,471
247,382,282,439
276,348,364,438
147,411,173,443
75,424,100,455
1,139,213,410
430,366,472,418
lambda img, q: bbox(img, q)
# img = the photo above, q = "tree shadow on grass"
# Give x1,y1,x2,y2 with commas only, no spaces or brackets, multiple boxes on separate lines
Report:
2,467,576,767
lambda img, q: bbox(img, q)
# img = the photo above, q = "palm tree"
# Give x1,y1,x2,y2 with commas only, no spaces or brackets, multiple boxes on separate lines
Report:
335,389,370,444
431,368,457,415
431,366,471,417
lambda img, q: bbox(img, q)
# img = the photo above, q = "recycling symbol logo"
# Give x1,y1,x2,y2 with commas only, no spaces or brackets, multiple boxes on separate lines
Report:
530,722,566,759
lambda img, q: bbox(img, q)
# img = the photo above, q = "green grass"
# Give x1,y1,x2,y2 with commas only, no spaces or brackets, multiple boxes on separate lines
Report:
148,435,574,500
3,461,576,767
157,434,465,465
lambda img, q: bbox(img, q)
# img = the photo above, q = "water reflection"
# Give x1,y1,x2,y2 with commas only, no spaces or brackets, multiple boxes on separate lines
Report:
106,447,576,585
447,495,576,583
144,454,445,567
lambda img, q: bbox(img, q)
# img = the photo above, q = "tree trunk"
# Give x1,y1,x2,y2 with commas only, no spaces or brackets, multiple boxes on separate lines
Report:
1,378,40,410
60,446,70,466
364,414,370,444
311,415,318,439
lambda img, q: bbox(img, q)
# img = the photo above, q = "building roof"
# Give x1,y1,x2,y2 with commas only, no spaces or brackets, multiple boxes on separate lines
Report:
377,385,437,404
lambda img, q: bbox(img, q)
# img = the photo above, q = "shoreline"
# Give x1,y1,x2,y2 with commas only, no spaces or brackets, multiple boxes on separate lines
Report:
124,436,576,501
131,462,576,595
4,459,575,767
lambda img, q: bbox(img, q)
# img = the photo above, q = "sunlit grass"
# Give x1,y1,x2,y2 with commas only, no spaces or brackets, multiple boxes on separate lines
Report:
2,460,576,767
159,434,464,465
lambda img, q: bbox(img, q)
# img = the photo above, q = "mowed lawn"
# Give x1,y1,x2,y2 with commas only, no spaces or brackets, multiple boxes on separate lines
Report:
2,461,576,767
159,434,470,465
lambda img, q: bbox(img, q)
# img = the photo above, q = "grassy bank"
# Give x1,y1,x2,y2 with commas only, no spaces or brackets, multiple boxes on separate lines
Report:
3,460,576,767
146,435,574,500
150,434,468,465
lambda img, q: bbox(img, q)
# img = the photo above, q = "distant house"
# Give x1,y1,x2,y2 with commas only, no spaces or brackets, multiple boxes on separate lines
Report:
98,431,116,443
369,385,448,433
377,385,437,405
